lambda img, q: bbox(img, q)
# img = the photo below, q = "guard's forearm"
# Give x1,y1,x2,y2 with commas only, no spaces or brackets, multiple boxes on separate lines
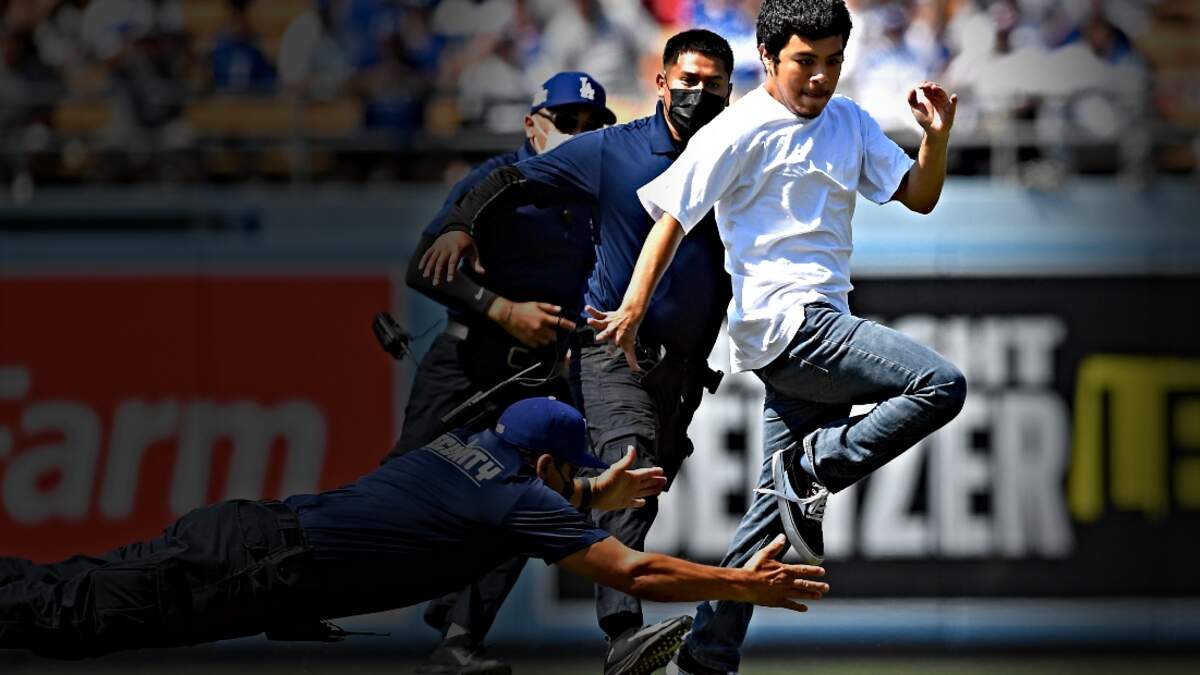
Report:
901,134,949,214
620,552,753,604
440,166,573,236
406,234,498,315
620,214,685,319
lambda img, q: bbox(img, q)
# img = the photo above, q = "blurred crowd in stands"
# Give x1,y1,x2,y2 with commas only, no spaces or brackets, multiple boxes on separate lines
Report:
0,0,1197,189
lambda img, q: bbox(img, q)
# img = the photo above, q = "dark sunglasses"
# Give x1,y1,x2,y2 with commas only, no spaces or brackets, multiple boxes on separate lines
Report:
537,108,605,134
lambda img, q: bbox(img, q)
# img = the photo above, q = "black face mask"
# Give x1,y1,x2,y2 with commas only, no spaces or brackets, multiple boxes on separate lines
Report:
666,88,727,141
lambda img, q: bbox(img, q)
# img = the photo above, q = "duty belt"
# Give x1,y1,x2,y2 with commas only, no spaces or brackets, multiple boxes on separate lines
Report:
447,318,557,373
261,499,307,548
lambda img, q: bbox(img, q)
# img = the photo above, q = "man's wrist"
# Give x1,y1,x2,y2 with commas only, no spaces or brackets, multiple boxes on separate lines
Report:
487,297,511,323
577,477,594,511
922,132,950,151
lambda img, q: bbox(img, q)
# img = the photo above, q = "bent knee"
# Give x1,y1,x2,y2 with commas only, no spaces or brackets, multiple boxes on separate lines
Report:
934,364,967,418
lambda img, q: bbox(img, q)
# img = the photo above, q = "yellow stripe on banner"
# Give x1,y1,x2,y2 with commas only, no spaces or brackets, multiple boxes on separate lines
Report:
1070,356,1200,522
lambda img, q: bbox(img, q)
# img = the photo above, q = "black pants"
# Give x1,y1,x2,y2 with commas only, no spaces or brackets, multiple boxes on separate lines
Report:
0,500,312,659
388,329,574,640
577,343,703,635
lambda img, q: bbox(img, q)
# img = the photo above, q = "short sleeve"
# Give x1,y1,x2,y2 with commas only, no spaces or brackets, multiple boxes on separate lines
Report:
856,105,915,205
515,130,605,203
502,484,609,564
636,121,746,233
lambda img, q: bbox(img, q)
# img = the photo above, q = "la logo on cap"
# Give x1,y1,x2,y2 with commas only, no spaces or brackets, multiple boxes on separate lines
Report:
579,77,595,101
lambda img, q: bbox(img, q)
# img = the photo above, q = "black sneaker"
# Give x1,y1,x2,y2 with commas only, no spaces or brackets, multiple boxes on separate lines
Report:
414,635,511,675
756,444,827,564
603,615,693,675
665,643,732,675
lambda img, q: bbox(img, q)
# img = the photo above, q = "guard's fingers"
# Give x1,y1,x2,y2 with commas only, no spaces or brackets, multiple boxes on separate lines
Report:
778,599,809,613
431,250,448,286
794,579,830,594
536,302,562,314
782,563,826,577
419,247,435,275
472,255,486,275
556,317,578,332
594,324,615,343
637,477,667,497
611,447,636,471
624,343,641,372
445,249,461,283
584,305,607,320
761,533,788,560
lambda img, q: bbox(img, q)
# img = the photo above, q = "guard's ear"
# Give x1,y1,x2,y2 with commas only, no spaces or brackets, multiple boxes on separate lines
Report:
534,453,556,482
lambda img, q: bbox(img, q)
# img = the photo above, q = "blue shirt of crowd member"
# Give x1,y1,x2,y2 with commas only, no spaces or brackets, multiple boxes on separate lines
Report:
284,398,610,610
515,104,730,359
210,3,276,92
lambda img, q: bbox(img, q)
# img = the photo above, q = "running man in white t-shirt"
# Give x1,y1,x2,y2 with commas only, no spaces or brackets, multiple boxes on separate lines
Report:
585,2,967,673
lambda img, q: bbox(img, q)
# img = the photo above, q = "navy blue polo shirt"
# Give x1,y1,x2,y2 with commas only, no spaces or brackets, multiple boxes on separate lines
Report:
515,103,731,358
422,141,596,323
285,429,608,608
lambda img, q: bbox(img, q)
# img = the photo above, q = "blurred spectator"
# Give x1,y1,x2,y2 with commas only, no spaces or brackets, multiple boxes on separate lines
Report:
0,26,59,133
526,0,658,96
849,2,935,133
455,31,529,131
278,0,355,99
209,0,276,93
0,25,60,199
690,0,762,95
80,0,190,144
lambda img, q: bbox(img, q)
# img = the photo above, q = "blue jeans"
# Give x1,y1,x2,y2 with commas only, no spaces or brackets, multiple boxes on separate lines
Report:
687,304,966,672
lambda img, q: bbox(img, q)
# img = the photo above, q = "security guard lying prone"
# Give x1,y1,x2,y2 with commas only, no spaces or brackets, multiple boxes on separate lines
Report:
0,398,828,659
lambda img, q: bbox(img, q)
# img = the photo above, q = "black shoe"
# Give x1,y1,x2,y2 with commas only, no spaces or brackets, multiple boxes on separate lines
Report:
414,635,511,675
665,643,731,675
756,444,827,564
604,615,693,675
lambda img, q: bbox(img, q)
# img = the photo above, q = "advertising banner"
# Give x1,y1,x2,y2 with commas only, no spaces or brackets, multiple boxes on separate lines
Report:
0,276,394,561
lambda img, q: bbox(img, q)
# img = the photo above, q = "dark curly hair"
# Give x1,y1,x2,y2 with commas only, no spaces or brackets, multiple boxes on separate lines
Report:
756,0,854,63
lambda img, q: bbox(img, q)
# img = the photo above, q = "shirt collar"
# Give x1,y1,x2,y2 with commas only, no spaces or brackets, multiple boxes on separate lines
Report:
517,139,536,161
649,101,682,156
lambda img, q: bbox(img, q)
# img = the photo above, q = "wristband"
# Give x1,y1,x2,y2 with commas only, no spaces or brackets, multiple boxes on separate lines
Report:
577,477,593,511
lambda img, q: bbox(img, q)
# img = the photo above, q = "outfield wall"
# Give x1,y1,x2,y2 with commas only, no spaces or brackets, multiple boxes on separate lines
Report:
1,178,1198,652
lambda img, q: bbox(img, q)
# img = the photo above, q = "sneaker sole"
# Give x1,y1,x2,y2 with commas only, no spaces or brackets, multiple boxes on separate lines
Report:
772,449,824,565
605,616,693,675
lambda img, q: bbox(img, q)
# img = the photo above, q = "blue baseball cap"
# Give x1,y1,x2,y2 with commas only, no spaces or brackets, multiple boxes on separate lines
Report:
530,71,617,126
495,397,609,470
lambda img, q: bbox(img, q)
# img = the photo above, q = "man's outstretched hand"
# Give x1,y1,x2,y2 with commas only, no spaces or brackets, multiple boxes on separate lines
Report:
740,534,829,612
590,446,667,510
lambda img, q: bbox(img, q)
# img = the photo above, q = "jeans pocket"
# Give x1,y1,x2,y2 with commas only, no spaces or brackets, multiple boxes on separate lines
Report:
764,356,833,401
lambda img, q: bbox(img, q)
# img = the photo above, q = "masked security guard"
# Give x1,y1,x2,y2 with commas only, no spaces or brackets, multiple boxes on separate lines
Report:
393,70,615,458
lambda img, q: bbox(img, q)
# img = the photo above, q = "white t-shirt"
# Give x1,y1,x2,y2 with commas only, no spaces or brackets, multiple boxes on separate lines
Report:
637,86,914,372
